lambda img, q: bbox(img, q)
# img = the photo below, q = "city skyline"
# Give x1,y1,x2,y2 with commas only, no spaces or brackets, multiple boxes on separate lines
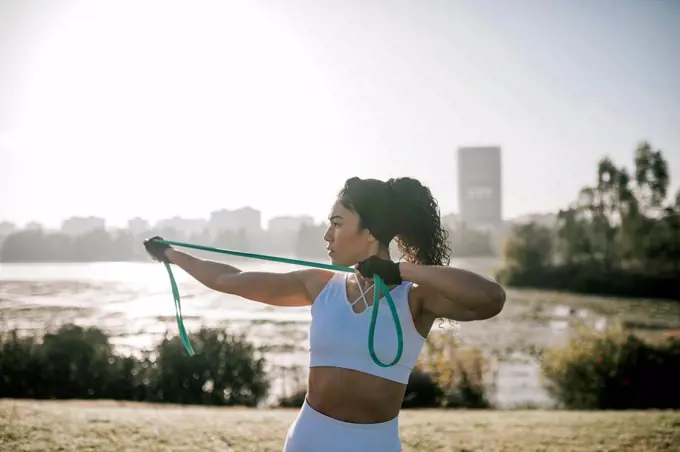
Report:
1,1,678,230
0,205,476,233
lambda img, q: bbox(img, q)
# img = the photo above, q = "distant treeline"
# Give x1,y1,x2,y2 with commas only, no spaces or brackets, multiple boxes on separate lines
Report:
0,219,496,263
496,141,680,300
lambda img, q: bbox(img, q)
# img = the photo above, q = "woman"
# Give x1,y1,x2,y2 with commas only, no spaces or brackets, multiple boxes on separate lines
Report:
144,176,506,451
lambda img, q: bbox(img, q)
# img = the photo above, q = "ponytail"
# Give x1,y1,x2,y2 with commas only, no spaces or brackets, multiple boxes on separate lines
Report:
388,177,451,266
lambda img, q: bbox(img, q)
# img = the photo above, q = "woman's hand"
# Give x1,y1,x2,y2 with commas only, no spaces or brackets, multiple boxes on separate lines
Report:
355,255,403,285
143,236,172,263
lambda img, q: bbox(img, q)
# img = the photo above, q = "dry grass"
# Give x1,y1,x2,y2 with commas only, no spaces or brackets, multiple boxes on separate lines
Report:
1,400,679,451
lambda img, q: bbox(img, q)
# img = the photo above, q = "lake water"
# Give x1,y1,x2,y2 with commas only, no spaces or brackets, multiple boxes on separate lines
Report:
2,259,646,408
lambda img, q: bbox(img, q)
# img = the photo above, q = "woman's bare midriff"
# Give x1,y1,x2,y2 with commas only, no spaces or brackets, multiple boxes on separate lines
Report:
305,366,407,424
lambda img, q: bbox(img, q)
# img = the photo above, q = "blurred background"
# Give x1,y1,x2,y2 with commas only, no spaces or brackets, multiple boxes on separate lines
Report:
1,0,679,421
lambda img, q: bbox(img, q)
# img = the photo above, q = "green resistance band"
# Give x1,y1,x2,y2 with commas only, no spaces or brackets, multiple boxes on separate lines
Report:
153,238,404,368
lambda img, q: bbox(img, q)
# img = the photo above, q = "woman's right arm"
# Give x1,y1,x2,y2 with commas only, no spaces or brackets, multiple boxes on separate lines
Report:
165,248,327,307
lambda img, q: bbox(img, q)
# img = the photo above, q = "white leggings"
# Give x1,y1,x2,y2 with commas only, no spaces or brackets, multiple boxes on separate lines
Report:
283,398,402,452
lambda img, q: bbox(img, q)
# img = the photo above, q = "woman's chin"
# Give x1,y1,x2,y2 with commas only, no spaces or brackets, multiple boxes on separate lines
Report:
328,252,343,266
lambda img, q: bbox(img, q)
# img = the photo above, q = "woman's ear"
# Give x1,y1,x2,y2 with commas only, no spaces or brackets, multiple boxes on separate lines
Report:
363,227,378,245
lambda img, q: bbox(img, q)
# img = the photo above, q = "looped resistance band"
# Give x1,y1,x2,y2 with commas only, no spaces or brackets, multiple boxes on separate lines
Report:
153,239,404,368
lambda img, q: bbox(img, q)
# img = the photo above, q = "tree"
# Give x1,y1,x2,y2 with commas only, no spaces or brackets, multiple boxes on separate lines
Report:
496,141,679,299
502,222,553,272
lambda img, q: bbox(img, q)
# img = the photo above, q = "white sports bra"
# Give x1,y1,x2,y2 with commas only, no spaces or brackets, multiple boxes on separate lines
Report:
308,272,427,384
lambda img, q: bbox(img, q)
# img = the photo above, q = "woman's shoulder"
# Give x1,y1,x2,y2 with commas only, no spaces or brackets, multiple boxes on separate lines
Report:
302,269,341,301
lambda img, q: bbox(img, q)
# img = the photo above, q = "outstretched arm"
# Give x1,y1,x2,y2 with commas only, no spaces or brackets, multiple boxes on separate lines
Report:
165,248,327,307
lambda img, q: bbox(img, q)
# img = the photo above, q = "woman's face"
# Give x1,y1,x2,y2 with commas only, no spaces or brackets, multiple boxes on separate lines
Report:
323,198,377,267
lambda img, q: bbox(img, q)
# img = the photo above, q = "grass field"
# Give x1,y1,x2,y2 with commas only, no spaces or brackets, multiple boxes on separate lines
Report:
1,400,679,451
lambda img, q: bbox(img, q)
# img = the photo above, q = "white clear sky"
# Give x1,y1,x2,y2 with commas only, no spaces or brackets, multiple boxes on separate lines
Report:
1,0,678,229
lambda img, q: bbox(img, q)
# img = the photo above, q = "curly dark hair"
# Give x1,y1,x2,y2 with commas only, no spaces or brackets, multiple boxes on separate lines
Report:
338,176,451,266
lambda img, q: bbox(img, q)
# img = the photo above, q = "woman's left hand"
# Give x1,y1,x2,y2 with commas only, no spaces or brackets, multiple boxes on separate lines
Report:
355,256,403,285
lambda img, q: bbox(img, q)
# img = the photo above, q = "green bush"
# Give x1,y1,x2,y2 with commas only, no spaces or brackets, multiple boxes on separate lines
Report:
402,367,445,408
414,332,493,409
277,388,307,408
38,324,123,399
0,325,130,400
0,323,270,407
540,324,680,409
0,331,47,398
151,327,269,406
441,348,492,409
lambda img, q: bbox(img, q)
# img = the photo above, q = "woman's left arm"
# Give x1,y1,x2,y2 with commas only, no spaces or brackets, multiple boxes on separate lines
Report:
399,262,506,321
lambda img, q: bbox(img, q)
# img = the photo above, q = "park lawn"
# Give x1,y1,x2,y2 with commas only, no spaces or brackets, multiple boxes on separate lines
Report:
1,400,679,451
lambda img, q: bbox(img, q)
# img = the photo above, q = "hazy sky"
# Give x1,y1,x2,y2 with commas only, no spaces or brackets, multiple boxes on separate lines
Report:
1,0,678,229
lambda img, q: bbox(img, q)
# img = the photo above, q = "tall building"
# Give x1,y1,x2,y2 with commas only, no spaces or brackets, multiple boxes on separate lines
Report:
457,146,502,227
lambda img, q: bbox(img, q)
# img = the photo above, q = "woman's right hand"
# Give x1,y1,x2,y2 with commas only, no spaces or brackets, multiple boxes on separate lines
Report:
143,236,172,263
